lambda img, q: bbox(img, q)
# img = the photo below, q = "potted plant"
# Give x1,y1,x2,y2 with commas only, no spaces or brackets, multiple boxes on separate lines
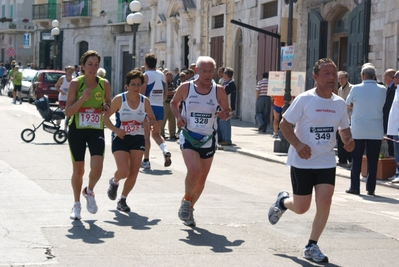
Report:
5,18,12,22
0,17,6,23
361,139,396,180
22,18,29,22
9,22,16,29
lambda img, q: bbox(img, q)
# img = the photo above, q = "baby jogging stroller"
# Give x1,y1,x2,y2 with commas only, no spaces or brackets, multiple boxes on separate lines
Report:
20,95,68,144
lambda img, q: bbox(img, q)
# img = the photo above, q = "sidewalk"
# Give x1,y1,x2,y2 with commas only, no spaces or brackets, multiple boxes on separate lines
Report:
223,119,399,190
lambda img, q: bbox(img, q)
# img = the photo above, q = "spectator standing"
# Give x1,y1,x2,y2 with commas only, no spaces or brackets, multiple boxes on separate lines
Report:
140,53,171,169
268,58,354,263
97,68,106,78
386,71,399,182
161,71,177,140
255,72,271,132
337,71,353,166
383,69,397,157
218,67,236,146
0,63,5,94
345,63,386,196
172,67,179,87
170,56,231,226
217,67,225,85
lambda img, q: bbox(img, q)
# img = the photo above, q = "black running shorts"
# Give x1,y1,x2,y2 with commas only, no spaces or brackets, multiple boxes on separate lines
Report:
290,167,336,195
68,124,105,162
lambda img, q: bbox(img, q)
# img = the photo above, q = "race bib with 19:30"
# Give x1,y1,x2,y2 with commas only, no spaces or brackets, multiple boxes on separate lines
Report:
78,107,102,129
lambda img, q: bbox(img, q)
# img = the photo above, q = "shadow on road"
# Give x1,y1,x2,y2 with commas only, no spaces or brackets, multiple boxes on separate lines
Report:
179,227,244,253
104,210,161,230
275,253,340,266
140,169,173,176
359,194,399,204
66,219,115,244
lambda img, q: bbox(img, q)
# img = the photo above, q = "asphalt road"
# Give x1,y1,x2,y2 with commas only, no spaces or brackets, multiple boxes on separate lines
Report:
0,96,399,267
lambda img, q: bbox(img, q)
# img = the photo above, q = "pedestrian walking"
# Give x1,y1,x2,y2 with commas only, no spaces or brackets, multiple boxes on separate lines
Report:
268,58,354,263
54,66,74,128
170,56,231,226
65,50,111,220
104,70,155,212
255,72,271,132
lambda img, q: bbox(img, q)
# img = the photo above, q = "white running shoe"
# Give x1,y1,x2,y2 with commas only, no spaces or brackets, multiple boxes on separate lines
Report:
70,204,82,220
391,177,399,183
82,187,98,214
141,160,151,169
303,244,328,263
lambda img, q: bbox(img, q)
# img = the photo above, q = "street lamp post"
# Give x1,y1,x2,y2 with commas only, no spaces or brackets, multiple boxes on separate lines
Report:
282,0,298,113
126,1,144,70
51,20,60,70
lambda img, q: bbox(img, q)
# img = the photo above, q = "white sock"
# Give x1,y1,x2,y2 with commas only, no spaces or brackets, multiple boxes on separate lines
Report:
86,187,93,195
159,143,168,154
74,201,80,206
120,195,126,199
112,178,119,185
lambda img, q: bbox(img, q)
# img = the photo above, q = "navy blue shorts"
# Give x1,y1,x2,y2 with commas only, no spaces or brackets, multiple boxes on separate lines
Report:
181,136,216,159
112,135,145,153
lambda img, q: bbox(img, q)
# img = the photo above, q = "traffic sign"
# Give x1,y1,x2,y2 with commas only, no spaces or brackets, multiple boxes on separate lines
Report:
6,47,15,57
280,46,294,71
268,71,306,96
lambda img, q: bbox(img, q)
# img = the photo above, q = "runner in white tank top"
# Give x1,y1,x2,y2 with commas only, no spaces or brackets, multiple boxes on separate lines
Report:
170,56,232,226
104,70,155,213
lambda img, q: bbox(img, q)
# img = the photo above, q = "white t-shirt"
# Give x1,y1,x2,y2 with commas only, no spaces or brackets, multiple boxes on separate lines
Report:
387,87,399,136
283,89,350,168
346,80,386,139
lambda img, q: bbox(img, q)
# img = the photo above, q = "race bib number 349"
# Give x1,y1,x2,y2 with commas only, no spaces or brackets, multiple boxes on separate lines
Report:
79,107,102,128
309,127,334,146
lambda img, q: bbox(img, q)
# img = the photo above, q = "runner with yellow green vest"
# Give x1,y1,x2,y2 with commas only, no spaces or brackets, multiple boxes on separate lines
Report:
65,50,111,220
11,65,23,104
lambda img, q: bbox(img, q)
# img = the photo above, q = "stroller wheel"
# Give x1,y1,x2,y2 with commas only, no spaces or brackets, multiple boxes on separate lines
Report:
53,129,67,144
21,129,35,143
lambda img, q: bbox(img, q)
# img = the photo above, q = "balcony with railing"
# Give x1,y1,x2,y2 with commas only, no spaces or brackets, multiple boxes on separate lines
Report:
32,3,59,27
33,1,92,27
62,0,92,18
0,18,35,32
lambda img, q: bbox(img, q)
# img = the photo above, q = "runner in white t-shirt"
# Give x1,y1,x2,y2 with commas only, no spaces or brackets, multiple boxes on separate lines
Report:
268,58,355,263
54,66,74,128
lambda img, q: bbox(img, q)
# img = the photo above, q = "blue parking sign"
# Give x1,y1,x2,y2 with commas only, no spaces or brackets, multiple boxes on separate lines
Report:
23,33,31,48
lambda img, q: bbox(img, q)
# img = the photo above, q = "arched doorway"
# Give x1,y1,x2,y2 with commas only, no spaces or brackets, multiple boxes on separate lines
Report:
78,41,88,64
331,9,349,71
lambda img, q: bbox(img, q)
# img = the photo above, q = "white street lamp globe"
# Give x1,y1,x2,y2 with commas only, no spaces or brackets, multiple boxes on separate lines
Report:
129,1,142,12
51,27,60,36
132,12,144,24
127,12,143,25
52,20,59,28
126,13,134,25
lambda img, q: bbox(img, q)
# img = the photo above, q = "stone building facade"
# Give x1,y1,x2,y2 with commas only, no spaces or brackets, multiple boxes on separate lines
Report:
29,0,399,124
